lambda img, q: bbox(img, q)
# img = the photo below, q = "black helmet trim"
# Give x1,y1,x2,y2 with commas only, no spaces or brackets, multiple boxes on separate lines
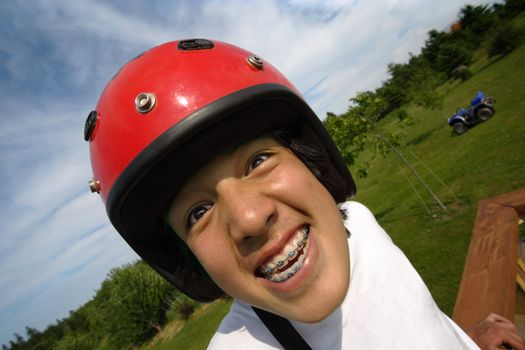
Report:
106,83,356,301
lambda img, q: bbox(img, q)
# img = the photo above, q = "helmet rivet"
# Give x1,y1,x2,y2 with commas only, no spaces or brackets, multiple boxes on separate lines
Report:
135,92,156,114
88,177,101,194
246,55,264,70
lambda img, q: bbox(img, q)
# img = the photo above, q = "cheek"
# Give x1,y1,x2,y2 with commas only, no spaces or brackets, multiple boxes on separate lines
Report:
272,163,318,196
188,234,239,288
273,163,336,213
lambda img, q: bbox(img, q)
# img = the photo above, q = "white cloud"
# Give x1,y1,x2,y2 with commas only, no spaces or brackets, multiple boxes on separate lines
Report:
3,224,137,335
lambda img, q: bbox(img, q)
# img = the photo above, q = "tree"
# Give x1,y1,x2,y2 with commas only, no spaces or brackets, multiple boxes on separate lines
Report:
323,111,369,168
488,22,524,58
407,66,448,117
378,62,414,110
421,29,449,70
376,54,447,118
92,260,177,348
24,327,39,339
435,42,473,74
54,334,96,350
325,92,446,211
166,291,201,321
459,4,495,36
502,0,525,18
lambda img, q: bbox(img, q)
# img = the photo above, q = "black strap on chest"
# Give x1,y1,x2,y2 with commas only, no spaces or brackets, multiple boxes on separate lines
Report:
252,306,312,350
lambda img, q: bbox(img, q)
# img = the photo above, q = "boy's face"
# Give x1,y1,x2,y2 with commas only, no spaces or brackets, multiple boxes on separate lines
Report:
166,137,350,322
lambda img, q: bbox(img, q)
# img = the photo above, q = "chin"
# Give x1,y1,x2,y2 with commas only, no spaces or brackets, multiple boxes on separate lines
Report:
278,278,350,323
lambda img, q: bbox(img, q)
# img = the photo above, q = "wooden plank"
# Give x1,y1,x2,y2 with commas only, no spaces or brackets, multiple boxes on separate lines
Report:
485,187,525,216
518,257,525,273
452,200,519,329
517,273,525,294
517,269,525,294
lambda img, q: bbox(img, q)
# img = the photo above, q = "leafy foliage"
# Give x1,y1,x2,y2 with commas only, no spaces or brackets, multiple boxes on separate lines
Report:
3,261,180,350
324,92,405,178
323,1,525,209
344,1,525,125
421,29,452,71
494,0,525,20
92,261,177,348
454,66,474,81
435,43,474,73
459,4,496,35
488,22,525,57
323,111,368,168
54,334,97,350
166,293,200,321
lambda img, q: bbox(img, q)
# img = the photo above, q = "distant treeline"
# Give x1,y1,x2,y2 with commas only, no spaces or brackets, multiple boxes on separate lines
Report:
370,0,525,119
4,260,203,350
4,1,525,349
323,0,525,172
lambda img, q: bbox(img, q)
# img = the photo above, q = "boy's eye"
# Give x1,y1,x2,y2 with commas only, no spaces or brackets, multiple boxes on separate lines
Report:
246,152,271,174
186,203,212,228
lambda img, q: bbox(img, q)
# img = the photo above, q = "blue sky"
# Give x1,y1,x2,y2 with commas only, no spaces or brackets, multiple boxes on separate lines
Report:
0,0,497,345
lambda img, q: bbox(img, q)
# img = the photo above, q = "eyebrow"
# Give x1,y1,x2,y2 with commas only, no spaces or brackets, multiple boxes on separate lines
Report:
167,137,281,228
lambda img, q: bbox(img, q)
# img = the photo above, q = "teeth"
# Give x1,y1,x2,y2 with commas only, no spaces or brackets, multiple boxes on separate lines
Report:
257,225,310,283
267,254,306,283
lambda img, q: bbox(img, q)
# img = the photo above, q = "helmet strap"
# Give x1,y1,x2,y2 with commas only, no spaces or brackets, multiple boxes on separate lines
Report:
251,306,312,349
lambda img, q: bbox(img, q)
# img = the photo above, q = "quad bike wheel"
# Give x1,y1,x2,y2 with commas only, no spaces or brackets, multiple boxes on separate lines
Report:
476,107,494,121
453,122,468,135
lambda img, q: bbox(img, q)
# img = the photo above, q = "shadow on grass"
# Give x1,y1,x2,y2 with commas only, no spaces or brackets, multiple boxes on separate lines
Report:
374,207,395,221
407,126,441,146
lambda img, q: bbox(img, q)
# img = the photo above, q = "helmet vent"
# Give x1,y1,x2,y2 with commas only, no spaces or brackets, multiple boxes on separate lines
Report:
84,110,98,141
177,39,214,51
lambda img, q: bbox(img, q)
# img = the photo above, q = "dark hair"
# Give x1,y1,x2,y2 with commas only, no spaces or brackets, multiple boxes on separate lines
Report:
269,128,348,220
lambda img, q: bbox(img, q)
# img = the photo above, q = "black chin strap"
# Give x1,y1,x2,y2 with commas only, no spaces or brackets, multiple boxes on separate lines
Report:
252,306,312,350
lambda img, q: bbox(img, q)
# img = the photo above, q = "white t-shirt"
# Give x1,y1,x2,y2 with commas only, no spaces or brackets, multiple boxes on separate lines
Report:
208,201,479,349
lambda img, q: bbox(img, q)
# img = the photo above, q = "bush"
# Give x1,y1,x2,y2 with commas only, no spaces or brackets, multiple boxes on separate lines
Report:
498,0,525,19
166,293,200,321
436,43,473,73
92,261,177,348
488,22,524,58
54,334,97,350
458,67,473,81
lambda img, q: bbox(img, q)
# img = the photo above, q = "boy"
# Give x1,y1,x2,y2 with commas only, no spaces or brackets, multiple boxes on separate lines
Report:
85,39,523,349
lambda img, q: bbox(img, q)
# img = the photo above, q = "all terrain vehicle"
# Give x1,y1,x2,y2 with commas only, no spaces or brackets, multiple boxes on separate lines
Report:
448,91,495,135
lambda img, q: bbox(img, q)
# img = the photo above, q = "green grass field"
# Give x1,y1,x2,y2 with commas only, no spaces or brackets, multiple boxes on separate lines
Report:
354,44,525,313
143,43,525,350
142,298,232,350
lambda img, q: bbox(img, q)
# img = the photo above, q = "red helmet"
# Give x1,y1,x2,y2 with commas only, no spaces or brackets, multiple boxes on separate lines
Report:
85,39,356,301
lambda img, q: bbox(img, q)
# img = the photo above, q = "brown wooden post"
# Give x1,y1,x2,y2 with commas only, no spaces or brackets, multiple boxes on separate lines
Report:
452,188,525,329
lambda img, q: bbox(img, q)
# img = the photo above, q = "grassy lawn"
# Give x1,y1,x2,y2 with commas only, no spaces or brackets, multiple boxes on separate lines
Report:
354,44,525,313
145,44,525,349
142,298,232,350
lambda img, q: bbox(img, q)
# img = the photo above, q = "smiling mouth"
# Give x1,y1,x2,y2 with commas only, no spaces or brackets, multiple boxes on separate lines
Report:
255,225,311,283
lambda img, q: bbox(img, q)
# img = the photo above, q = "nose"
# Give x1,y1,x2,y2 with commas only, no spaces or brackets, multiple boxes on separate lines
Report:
217,178,277,250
